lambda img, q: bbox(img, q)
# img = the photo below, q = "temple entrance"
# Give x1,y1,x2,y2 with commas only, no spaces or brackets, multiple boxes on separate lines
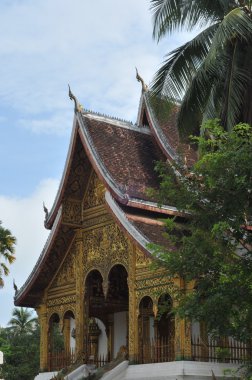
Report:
63,310,76,352
138,293,175,363
85,265,129,364
48,313,64,371
107,265,128,359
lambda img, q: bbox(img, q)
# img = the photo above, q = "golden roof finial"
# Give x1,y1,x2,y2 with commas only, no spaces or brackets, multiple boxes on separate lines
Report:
43,202,49,220
135,67,148,93
68,85,84,113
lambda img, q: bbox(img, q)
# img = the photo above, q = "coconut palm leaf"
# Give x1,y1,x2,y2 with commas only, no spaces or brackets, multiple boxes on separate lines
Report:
221,42,250,130
151,0,252,135
177,56,219,135
151,23,218,98
151,0,232,40
207,7,252,63
0,221,16,287
8,307,38,335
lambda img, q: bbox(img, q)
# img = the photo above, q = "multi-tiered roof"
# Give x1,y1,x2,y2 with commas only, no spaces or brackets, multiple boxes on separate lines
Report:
15,76,197,307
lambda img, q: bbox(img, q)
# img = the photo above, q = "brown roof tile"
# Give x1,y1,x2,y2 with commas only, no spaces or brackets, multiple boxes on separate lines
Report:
131,219,176,250
145,96,198,167
81,114,165,201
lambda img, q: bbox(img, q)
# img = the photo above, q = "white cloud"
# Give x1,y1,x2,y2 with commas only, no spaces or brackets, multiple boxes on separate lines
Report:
0,0,201,326
0,178,59,326
19,109,73,136
0,0,198,133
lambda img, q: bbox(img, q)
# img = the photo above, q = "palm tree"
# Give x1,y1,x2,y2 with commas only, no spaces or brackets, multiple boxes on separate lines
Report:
8,307,38,335
0,221,16,287
150,0,252,136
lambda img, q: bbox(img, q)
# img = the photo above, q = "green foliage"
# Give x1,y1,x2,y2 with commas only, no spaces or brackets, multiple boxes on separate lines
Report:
8,307,38,335
148,92,175,123
152,120,252,342
0,221,16,287
150,0,252,135
51,323,64,351
0,308,40,380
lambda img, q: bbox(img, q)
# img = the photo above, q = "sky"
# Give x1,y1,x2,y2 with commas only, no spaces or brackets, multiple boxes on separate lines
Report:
0,0,197,326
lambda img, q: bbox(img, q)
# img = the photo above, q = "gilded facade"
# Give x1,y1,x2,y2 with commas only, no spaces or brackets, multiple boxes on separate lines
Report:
15,88,196,372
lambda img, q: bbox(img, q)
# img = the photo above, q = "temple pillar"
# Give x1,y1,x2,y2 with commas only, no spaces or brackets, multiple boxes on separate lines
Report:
175,316,192,360
75,231,85,360
200,321,209,360
128,244,137,361
36,303,49,371
63,318,71,352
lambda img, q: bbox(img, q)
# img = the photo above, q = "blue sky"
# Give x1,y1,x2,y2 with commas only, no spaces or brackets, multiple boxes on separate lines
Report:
0,0,196,326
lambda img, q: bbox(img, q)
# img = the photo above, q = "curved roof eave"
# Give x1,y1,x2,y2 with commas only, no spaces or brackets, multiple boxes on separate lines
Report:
45,107,187,229
143,93,179,162
14,206,63,305
45,116,79,229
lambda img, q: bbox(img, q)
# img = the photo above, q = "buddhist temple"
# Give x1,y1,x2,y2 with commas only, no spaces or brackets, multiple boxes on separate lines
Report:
14,75,244,379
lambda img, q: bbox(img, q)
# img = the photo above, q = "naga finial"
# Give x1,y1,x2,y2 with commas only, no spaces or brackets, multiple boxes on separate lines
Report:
13,279,18,295
43,202,49,220
135,67,148,93
68,85,84,113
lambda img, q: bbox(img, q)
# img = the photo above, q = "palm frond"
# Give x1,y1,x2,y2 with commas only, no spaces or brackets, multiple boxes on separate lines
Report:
207,7,252,63
151,24,219,98
151,0,229,41
151,0,184,40
177,57,219,136
221,42,251,130
0,262,10,276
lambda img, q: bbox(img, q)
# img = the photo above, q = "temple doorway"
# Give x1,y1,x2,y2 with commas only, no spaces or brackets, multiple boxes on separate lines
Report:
84,264,129,362
138,293,175,363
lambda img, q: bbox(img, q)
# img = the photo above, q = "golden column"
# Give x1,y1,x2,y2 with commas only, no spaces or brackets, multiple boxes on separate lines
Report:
175,316,192,360
36,303,49,371
75,230,85,359
174,279,192,360
128,244,138,361
63,318,71,352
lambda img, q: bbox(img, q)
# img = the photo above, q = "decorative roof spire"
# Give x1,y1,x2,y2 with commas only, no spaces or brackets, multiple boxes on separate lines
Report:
13,279,18,295
43,202,49,220
135,67,148,93
68,85,84,113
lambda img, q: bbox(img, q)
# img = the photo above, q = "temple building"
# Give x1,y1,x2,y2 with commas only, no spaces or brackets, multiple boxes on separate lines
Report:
14,76,240,378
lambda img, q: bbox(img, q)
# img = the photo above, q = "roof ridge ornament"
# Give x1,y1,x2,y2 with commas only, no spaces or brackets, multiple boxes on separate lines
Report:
135,67,148,93
68,85,84,113
43,202,49,221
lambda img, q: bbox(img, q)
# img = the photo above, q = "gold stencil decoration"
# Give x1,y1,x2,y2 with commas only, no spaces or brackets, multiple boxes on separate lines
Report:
51,249,76,287
48,295,76,308
136,248,150,267
83,172,105,210
62,199,82,225
83,223,129,275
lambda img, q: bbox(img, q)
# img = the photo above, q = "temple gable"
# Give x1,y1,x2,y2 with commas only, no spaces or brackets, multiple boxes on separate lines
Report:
83,171,105,210
83,223,130,278
15,98,196,373
50,247,76,289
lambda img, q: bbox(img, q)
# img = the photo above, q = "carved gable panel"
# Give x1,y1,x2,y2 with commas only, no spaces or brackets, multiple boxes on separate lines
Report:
83,172,105,210
136,247,151,267
51,247,76,288
83,223,130,277
62,199,82,225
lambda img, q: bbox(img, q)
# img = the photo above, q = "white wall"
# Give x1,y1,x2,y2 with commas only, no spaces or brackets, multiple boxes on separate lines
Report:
70,317,76,350
191,321,200,340
113,311,127,358
149,316,155,340
95,318,108,359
